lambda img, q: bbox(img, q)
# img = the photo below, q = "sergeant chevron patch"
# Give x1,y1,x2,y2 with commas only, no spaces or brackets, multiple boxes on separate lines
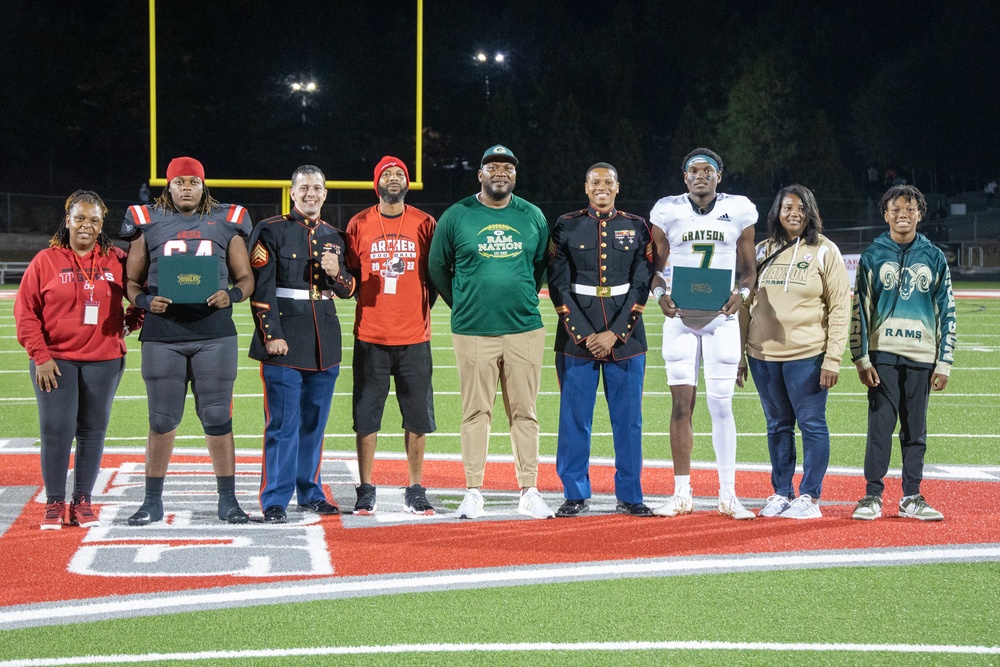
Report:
250,241,268,268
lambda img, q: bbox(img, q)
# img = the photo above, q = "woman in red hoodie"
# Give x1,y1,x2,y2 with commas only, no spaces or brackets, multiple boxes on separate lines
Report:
15,190,142,530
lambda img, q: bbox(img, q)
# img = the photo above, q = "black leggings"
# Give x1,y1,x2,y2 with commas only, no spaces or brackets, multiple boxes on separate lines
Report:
31,357,125,502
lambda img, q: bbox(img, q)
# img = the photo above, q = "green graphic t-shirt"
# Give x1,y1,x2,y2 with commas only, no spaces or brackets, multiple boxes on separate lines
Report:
428,194,549,336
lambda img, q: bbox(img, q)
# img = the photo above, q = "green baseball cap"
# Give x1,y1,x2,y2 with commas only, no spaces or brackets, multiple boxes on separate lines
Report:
481,144,519,166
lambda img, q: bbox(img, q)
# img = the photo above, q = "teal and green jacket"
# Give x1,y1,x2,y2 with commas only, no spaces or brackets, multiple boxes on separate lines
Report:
850,232,956,375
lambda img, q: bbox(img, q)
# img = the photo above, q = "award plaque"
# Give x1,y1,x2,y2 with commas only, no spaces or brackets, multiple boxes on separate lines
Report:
670,266,732,311
157,255,219,303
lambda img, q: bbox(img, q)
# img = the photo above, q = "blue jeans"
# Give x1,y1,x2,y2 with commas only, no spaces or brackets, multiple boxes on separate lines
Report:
747,355,830,499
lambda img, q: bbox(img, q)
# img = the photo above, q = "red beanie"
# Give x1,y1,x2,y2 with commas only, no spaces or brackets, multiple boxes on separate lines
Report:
373,156,409,194
166,157,206,181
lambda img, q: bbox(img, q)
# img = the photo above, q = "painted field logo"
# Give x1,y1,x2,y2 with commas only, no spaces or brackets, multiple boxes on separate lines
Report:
477,224,523,259
2,447,1000,630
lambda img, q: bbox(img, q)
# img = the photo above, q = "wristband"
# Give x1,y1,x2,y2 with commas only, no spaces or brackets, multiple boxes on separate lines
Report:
652,286,666,301
134,293,153,312
226,287,244,304
737,287,751,303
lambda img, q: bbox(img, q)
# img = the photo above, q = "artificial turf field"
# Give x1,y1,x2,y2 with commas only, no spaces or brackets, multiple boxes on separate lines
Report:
0,284,998,665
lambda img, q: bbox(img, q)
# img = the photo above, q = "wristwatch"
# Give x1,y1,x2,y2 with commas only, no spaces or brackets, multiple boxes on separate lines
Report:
652,286,666,301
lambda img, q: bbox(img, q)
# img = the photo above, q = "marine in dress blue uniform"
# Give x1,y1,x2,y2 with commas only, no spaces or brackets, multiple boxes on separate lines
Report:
248,166,356,521
548,163,654,516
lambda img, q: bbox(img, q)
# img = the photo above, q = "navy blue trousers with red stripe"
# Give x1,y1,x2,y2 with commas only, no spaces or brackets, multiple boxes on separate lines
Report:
258,363,339,510
555,353,646,504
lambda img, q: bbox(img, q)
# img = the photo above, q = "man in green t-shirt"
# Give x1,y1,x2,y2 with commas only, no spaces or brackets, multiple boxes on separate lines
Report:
428,144,553,520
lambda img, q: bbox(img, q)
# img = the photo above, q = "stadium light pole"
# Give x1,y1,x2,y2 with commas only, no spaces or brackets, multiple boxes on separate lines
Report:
289,80,318,124
473,51,507,100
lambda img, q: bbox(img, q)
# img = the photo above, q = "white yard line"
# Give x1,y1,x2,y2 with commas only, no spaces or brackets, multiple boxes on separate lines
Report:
2,639,999,666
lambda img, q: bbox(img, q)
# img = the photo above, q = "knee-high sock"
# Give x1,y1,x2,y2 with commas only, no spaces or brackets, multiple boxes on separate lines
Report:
705,377,737,495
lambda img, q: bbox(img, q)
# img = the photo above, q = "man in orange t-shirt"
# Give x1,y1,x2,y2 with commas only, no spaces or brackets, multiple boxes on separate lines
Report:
344,156,438,516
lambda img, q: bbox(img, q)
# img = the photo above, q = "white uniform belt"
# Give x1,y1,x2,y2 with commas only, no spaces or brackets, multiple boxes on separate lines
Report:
571,283,629,297
275,287,332,300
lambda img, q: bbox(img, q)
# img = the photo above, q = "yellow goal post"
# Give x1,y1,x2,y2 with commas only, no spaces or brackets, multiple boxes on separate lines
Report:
146,0,424,214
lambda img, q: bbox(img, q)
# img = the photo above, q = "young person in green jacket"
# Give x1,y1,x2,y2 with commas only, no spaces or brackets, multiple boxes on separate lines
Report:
427,144,554,520
850,185,956,521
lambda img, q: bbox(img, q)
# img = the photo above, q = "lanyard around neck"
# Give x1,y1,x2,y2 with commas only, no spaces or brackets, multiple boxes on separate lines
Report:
71,248,106,299
376,205,407,255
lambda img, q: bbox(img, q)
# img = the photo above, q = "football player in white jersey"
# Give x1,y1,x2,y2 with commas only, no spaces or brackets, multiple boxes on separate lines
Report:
648,148,758,520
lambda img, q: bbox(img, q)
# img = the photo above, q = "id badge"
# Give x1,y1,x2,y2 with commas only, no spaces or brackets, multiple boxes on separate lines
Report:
83,300,99,325
383,275,397,295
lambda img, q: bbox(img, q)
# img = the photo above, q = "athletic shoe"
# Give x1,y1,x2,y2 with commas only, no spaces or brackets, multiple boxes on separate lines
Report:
615,501,654,517
456,488,484,519
41,501,66,530
128,501,164,526
298,499,341,515
851,494,882,520
556,499,589,517
517,487,555,519
759,494,792,517
781,495,822,520
403,485,435,516
718,493,755,520
353,484,377,515
69,499,99,528
221,506,250,524
653,492,693,517
899,494,944,521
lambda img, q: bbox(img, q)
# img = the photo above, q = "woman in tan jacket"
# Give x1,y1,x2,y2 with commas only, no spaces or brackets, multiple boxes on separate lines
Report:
739,185,850,519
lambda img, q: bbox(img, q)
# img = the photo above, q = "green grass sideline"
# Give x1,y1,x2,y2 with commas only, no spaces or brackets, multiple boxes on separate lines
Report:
1,563,998,665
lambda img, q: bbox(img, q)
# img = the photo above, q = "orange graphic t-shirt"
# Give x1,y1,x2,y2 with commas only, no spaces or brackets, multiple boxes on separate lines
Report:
345,205,437,345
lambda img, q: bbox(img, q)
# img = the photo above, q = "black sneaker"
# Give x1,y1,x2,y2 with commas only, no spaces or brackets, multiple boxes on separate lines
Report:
556,499,589,517
218,496,249,524
128,501,164,526
616,501,654,517
404,484,435,515
221,505,250,524
298,499,341,515
353,484,377,515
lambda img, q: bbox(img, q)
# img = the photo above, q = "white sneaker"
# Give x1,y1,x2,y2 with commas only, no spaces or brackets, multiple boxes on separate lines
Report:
652,492,693,517
718,494,755,520
899,494,943,521
781,495,822,520
852,495,882,520
759,494,791,517
456,488,484,519
517,487,555,519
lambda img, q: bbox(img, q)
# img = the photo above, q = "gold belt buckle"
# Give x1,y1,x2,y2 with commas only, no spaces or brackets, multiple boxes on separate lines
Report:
310,286,321,300
596,286,611,297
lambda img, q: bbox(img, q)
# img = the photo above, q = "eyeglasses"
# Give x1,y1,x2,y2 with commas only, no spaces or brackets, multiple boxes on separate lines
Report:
482,163,516,174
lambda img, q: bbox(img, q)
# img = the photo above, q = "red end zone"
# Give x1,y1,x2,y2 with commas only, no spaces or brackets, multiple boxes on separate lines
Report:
1,452,997,609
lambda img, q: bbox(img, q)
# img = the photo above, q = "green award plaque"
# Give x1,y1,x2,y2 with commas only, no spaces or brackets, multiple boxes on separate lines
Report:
157,255,219,303
670,266,733,311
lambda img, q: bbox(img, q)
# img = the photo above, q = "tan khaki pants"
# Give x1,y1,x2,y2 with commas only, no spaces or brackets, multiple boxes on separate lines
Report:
452,328,545,488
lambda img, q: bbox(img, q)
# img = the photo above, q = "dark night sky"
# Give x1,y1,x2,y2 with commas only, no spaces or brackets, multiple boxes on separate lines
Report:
2,1,999,209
